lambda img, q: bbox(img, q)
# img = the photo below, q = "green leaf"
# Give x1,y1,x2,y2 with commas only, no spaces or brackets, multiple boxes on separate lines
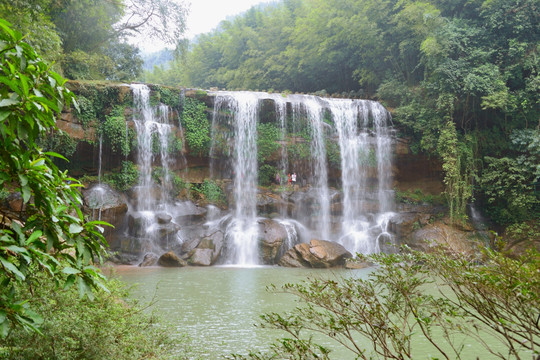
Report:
0,257,25,280
21,185,31,203
63,274,76,290
77,276,94,300
68,223,84,234
18,174,28,186
0,317,9,338
26,230,42,244
44,151,67,161
0,110,9,121
0,96,20,107
62,267,81,275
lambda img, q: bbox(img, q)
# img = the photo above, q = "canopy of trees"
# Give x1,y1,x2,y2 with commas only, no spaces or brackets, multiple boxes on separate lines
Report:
0,0,187,81
148,0,539,233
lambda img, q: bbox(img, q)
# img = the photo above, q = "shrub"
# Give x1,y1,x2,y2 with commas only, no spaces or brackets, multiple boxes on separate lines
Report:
234,249,540,360
259,164,277,186
197,179,225,205
182,98,210,157
104,161,139,191
0,271,184,360
0,20,107,335
99,106,135,157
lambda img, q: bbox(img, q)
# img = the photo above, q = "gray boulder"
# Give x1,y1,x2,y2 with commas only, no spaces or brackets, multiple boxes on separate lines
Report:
188,248,214,266
139,253,158,267
406,221,476,254
258,219,289,264
158,251,187,267
279,239,352,268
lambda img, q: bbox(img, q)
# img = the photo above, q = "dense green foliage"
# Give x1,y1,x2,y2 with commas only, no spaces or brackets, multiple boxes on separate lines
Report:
195,179,226,206
235,249,540,359
0,273,182,360
0,20,108,335
99,106,136,157
181,97,211,157
257,123,281,162
0,0,187,81
104,161,139,192
147,0,539,229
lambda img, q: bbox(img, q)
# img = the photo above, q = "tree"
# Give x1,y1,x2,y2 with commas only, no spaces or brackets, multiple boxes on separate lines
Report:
0,20,108,336
0,0,63,66
233,249,540,359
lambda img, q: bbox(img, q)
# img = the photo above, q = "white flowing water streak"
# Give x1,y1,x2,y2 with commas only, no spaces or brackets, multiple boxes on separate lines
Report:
329,99,394,254
274,94,288,184
218,92,260,265
131,84,173,211
329,99,369,253
130,84,175,254
296,95,331,240
371,102,393,213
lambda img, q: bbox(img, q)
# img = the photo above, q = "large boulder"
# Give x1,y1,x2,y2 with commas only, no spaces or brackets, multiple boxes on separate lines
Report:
139,253,158,267
405,221,476,254
258,219,289,264
185,229,224,265
158,251,187,267
83,184,128,228
279,239,352,268
389,212,432,241
188,248,214,266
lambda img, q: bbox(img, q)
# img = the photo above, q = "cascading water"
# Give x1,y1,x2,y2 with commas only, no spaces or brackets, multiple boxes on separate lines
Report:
129,84,178,255
215,92,260,265
296,96,331,240
329,99,394,254
205,91,394,264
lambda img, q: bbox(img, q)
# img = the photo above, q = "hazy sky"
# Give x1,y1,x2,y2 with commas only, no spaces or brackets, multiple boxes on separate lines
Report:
186,0,270,37
136,0,271,52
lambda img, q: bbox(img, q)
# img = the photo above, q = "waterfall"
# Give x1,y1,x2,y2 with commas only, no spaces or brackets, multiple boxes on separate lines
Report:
299,96,331,240
205,91,394,264
130,84,176,255
215,92,260,265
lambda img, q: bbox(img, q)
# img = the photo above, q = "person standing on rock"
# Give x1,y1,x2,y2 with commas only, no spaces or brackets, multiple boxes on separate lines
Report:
292,172,297,187
288,173,292,186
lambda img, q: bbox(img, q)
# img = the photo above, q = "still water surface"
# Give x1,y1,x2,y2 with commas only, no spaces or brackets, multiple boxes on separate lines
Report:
116,266,523,359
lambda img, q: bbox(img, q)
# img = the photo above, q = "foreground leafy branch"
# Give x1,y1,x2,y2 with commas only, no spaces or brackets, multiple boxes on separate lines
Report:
233,249,539,359
0,19,110,336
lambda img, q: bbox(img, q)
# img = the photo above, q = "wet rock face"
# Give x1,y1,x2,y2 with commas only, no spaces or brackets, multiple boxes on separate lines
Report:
279,239,352,268
184,229,225,266
82,184,128,246
405,221,477,255
158,251,187,267
188,248,214,266
258,219,289,265
83,183,128,220
139,253,159,267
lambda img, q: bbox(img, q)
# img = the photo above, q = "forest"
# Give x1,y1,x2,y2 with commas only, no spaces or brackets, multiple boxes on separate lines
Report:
0,0,539,358
152,0,539,235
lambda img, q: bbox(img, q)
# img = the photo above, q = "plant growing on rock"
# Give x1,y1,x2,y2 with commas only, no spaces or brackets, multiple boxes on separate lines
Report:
181,97,210,157
104,161,139,192
99,106,135,157
257,123,281,163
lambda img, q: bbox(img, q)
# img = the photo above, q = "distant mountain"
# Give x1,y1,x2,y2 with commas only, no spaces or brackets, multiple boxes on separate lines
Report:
141,49,173,71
